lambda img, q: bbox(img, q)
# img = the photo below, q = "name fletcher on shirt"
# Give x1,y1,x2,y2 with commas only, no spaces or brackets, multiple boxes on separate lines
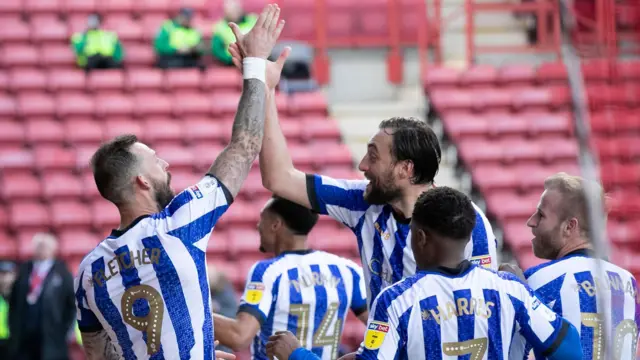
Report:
93,248,162,287
422,297,496,325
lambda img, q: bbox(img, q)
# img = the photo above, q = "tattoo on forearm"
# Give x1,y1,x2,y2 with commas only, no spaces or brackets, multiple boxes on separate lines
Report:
209,79,266,197
82,330,120,360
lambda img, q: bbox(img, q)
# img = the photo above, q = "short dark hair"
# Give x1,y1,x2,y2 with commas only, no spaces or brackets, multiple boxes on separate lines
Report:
90,134,139,206
267,196,319,235
412,187,476,241
379,117,441,185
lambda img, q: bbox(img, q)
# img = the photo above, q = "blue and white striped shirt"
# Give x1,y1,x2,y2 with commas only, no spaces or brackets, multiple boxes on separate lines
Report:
357,262,566,360
238,249,367,360
525,249,640,360
306,174,498,308
74,175,232,360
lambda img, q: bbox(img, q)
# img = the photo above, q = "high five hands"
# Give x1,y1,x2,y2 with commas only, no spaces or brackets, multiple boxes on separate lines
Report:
228,3,291,90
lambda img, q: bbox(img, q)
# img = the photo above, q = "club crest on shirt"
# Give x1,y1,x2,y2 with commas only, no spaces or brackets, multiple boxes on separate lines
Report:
374,223,390,240
364,321,389,350
245,282,265,305
469,255,492,268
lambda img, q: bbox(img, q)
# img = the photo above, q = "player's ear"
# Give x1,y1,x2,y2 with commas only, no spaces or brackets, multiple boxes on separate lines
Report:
135,175,151,190
565,217,578,235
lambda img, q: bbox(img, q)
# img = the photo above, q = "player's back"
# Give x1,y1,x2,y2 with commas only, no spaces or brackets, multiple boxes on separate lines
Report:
75,176,233,360
358,261,566,360
239,250,367,360
525,250,640,359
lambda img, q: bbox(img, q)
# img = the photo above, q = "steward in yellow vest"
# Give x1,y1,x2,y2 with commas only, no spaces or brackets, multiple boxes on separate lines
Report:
212,2,257,66
0,260,15,359
154,7,204,69
70,13,123,71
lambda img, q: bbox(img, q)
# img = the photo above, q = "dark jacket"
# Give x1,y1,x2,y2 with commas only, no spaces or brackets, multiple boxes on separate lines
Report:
8,259,75,360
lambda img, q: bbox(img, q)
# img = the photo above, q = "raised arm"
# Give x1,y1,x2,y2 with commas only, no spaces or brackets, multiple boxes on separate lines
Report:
207,4,285,198
260,90,311,207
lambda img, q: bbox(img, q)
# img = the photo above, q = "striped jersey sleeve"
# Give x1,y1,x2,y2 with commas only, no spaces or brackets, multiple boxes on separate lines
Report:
155,175,233,235
348,263,368,315
74,269,102,332
238,259,279,325
306,174,370,228
464,203,499,271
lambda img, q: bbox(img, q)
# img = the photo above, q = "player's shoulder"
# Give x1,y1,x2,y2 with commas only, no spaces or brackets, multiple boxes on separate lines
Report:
314,173,369,191
523,251,609,280
475,266,531,294
314,250,363,270
374,273,424,309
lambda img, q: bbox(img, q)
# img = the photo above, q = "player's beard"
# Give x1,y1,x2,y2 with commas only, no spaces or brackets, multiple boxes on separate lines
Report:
364,169,402,205
531,224,562,260
152,174,175,211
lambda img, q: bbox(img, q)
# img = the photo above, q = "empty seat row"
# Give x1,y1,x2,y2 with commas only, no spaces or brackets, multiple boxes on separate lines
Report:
590,109,640,134
0,90,328,118
1,68,241,92
0,0,212,15
457,138,578,167
0,116,341,148
429,86,572,113
424,60,640,89
443,111,572,141
593,135,640,161
0,142,354,173
471,162,580,196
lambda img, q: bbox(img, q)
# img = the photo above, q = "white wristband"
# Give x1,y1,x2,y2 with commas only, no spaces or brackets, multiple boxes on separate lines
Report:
243,57,266,83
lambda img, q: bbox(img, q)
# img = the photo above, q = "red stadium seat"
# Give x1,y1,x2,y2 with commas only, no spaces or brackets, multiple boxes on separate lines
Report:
312,142,353,167
50,201,92,230
0,119,25,148
277,117,303,141
0,17,30,43
443,112,490,141
48,69,86,91
143,117,185,146
423,66,461,89
308,227,357,255
30,16,69,43
238,171,268,198
139,14,167,41
104,16,143,42
59,230,98,258
616,61,640,82
0,206,6,229
0,70,7,91
81,171,101,200
457,141,503,167
303,117,342,141
25,118,65,145
9,68,47,92
1,173,42,201
34,146,76,171
512,87,553,112
487,113,528,138
205,229,228,258
503,140,543,164
289,91,328,116
0,233,17,259
9,201,51,230
471,89,512,112
0,1,23,14
64,0,97,13
170,171,201,194
87,70,125,91
203,68,241,91
57,92,95,117
18,93,56,118
536,62,568,83
126,68,164,90
429,89,474,113
227,229,261,255
219,200,260,229
1,44,39,68
471,166,519,194
210,92,241,116
541,139,578,164
124,46,155,67
165,69,201,91
288,143,314,167
40,44,75,68
183,117,225,145
0,149,35,173
135,92,173,116
43,173,84,200
96,94,134,117
498,64,536,86
91,200,120,233
0,95,16,117
25,0,62,13
191,143,224,171
155,145,195,170
526,111,572,137
173,92,212,116
104,118,143,139
460,65,498,87
581,59,611,82
486,192,539,223
64,118,104,145
138,0,171,15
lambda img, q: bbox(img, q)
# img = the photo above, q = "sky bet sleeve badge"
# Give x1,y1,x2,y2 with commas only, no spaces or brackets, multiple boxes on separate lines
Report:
364,321,390,350
469,255,492,268
245,282,265,305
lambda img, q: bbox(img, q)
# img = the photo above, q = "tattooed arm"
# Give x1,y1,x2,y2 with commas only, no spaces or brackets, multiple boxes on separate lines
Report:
81,330,120,360
208,78,266,198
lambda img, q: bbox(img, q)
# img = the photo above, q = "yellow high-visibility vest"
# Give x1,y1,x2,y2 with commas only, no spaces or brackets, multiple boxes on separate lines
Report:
0,297,9,340
213,15,257,56
164,20,201,49
71,30,118,66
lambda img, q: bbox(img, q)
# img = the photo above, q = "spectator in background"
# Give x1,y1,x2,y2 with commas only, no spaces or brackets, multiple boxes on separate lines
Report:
8,233,75,360
71,13,124,72
0,260,16,359
154,7,205,69
212,0,257,65
208,264,239,354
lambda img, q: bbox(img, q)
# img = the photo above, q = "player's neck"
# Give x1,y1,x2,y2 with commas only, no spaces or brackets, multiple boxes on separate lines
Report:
555,239,592,260
117,202,158,230
274,236,308,256
390,183,435,219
